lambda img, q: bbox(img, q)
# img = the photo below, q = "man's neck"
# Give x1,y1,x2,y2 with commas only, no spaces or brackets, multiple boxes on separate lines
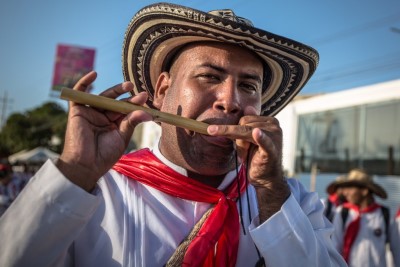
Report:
359,196,374,210
152,144,235,189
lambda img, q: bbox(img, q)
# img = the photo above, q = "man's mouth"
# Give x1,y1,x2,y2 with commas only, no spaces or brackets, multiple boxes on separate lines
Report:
190,117,238,147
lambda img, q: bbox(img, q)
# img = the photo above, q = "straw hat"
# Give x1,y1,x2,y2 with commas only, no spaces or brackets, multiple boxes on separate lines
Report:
332,168,387,199
122,2,319,116
326,175,346,195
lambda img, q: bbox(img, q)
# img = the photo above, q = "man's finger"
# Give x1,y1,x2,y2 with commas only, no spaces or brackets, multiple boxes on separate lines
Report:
99,81,134,99
73,71,97,92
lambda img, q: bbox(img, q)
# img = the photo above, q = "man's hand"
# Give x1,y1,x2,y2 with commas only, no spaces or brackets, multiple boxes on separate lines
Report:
207,111,290,222
56,71,152,191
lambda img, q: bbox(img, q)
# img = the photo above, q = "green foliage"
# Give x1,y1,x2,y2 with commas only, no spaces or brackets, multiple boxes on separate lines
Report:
0,102,67,156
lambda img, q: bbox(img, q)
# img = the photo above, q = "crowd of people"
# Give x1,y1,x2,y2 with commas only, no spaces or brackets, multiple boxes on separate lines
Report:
0,160,33,216
0,2,399,267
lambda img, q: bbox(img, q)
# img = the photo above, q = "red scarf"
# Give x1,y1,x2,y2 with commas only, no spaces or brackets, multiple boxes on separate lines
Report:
342,202,381,263
112,149,247,267
328,193,341,206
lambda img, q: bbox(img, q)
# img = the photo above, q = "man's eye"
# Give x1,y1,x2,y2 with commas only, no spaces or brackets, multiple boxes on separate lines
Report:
199,74,220,81
240,83,257,92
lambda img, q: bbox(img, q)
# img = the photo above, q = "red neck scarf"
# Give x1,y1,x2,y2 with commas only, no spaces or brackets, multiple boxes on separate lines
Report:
342,202,381,263
112,149,247,267
328,193,340,206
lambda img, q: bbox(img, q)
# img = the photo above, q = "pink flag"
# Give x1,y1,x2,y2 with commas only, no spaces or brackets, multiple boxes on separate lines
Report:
51,44,96,92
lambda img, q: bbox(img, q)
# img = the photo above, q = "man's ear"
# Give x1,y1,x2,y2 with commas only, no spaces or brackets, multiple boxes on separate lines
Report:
153,71,170,109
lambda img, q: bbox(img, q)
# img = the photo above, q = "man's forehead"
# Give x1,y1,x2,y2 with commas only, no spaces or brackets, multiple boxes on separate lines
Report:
172,41,264,70
178,41,259,58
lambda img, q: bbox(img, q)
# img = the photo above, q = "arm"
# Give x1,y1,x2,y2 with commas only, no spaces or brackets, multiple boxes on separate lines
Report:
249,181,346,266
0,72,152,266
0,160,100,267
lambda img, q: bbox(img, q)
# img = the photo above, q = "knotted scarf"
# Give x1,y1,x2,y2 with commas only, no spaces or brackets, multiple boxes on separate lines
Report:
342,202,381,263
112,148,247,267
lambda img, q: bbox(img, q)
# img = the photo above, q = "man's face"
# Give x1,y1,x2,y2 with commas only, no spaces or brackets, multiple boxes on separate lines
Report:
154,42,264,176
342,186,368,206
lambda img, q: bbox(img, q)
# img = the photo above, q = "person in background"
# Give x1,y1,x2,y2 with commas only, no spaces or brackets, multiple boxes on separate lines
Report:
331,168,399,267
325,175,347,221
0,3,346,266
0,160,25,216
389,206,400,266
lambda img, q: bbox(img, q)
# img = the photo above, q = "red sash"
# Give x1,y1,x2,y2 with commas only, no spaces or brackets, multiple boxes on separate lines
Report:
342,202,381,263
112,149,247,267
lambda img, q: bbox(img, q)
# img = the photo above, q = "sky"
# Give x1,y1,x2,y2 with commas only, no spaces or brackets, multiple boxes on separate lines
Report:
0,0,399,122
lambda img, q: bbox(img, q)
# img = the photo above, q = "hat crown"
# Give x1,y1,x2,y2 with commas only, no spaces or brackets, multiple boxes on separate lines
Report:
347,169,372,183
208,9,254,27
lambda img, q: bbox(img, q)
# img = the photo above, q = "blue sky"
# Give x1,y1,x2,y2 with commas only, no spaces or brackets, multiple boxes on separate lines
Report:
0,0,399,119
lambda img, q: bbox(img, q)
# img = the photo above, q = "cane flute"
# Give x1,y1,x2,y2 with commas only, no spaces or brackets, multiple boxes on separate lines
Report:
60,88,210,135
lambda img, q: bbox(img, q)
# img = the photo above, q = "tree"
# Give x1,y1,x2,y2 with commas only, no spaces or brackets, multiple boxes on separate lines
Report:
0,102,67,156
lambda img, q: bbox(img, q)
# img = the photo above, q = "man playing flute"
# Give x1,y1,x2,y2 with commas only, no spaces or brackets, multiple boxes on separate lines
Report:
0,3,346,266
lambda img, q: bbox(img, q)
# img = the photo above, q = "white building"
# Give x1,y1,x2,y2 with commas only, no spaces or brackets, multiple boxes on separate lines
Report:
276,79,400,177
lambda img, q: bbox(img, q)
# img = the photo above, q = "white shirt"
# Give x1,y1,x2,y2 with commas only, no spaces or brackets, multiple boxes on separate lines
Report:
0,148,346,267
332,205,400,267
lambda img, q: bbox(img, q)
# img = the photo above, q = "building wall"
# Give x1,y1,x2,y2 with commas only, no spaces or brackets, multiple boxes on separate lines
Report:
276,79,400,177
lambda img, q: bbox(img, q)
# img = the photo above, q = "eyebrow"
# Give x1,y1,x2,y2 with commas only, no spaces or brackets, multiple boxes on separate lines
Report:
197,63,262,84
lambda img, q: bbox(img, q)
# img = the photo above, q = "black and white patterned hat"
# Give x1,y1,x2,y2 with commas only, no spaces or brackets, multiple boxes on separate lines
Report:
123,2,319,116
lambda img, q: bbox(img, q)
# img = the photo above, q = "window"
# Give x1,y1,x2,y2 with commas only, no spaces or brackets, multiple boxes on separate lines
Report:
295,101,400,175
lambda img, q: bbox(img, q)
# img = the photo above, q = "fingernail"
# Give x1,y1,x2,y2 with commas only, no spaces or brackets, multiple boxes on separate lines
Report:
207,125,218,135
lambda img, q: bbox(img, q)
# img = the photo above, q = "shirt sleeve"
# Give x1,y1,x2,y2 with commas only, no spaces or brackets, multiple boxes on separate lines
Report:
249,179,347,267
0,159,101,267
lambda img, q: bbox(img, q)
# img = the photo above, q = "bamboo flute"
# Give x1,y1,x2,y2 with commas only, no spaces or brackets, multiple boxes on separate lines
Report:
60,88,210,135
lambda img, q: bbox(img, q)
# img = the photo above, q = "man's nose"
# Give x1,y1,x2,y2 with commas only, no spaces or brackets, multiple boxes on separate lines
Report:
213,79,241,114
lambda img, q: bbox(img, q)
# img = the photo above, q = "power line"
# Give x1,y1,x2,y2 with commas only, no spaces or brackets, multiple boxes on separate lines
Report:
310,60,400,85
311,51,400,82
311,13,400,45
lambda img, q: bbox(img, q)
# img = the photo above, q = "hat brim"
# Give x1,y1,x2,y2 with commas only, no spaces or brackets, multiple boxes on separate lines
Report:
336,180,387,199
122,3,319,116
327,181,339,195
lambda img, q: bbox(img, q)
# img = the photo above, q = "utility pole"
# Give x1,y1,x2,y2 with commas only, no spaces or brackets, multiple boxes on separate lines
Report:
0,91,13,130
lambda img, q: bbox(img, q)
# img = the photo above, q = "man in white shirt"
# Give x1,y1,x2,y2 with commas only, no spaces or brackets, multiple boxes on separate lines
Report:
0,3,346,267
331,168,399,267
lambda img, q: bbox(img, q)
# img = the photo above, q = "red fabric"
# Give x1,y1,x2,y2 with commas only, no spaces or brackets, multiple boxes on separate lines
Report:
328,193,340,206
396,207,400,218
112,148,247,267
342,202,381,263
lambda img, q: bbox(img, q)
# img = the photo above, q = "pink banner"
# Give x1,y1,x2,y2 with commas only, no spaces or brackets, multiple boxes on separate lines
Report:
51,44,96,92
